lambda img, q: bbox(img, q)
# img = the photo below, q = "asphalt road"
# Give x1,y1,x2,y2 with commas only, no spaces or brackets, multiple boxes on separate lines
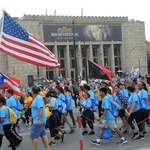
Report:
1,108,150,150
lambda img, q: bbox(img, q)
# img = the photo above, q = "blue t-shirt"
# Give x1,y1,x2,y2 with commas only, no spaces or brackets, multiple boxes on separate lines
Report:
65,92,73,110
138,90,150,110
102,95,115,121
31,95,46,124
58,93,66,102
81,98,92,112
57,93,66,107
120,88,129,98
88,90,96,112
49,98,58,111
128,93,140,113
6,96,20,119
114,93,122,107
0,107,11,125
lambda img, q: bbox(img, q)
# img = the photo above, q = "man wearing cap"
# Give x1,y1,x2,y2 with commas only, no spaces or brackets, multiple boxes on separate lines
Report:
102,80,114,96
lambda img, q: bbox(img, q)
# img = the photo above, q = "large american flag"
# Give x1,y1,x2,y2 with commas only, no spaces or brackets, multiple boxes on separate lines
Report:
0,10,60,68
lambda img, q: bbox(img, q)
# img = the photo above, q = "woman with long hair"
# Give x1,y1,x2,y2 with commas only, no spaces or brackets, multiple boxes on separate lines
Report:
45,92,66,146
127,86,144,140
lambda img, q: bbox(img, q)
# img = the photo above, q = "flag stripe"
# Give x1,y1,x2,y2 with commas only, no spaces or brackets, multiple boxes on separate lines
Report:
2,33,57,62
0,46,59,68
29,34,56,59
1,36,57,64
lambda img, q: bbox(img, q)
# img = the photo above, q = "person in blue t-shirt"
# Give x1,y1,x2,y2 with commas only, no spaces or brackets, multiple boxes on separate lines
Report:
64,86,76,128
114,85,129,133
30,87,50,150
0,96,16,150
90,87,127,146
127,86,144,140
84,85,99,121
45,92,66,146
55,86,74,133
80,92,95,135
118,83,129,98
138,82,150,135
5,89,22,146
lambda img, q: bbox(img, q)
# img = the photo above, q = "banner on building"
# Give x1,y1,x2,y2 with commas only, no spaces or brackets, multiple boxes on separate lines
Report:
43,25,122,42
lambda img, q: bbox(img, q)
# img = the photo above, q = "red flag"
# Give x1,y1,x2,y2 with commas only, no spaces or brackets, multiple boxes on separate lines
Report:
0,73,22,96
0,10,60,68
88,60,112,83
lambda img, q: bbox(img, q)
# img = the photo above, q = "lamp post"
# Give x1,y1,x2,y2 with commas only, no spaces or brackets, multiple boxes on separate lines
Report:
72,20,78,82
37,66,39,83
83,37,88,82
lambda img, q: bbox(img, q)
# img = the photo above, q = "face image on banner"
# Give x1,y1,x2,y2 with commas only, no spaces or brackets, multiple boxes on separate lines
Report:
83,25,121,41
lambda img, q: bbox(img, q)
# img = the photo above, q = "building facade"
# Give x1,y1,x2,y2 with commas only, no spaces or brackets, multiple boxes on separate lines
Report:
0,15,148,84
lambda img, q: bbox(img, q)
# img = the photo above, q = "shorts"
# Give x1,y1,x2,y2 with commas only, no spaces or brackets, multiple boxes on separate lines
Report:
100,120,117,129
30,124,46,139
142,110,150,122
119,109,126,118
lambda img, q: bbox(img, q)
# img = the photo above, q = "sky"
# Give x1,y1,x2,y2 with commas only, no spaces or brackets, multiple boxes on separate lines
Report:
0,0,150,40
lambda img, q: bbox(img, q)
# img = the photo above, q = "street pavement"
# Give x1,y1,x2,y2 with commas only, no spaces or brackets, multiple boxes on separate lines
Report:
1,108,150,150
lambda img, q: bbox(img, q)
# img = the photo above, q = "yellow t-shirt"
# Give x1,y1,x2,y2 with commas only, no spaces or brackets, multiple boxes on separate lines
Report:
94,88,102,101
79,91,84,102
39,90,46,98
24,96,33,108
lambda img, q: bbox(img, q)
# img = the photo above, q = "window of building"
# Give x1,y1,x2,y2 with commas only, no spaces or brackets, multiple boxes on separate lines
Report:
103,46,109,56
70,59,75,68
69,49,74,57
82,70,85,78
114,45,120,56
104,58,108,67
60,60,65,68
59,70,66,78
81,48,86,58
93,47,98,57
93,58,98,63
82,59,86,68
57,48,64,58
71,71,74,79
46,71,54,80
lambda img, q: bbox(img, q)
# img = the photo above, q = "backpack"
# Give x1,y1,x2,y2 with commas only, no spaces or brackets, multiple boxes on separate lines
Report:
3,106,17,124
96,127,113,139
108,100,119,118
94,94,99,106
14,97,23,111
45,107,52,119
58,101,67,115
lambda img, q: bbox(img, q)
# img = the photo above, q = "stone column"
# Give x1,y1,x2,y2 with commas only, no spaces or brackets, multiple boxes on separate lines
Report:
87,41,93,60
53,42,59,77
111,41,115,74
65,41,71,78
77,41,82,77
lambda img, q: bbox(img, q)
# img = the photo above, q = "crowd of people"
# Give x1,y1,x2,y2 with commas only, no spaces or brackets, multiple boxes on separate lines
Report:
0,75,150,149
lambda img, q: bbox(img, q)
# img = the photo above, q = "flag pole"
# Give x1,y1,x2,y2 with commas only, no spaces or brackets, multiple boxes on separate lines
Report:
0,9,4,43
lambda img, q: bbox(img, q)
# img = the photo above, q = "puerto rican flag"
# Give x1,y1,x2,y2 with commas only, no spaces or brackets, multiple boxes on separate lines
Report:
0,72,22,96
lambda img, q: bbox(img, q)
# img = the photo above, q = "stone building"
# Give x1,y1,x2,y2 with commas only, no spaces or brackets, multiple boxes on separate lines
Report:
0,15,148,84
